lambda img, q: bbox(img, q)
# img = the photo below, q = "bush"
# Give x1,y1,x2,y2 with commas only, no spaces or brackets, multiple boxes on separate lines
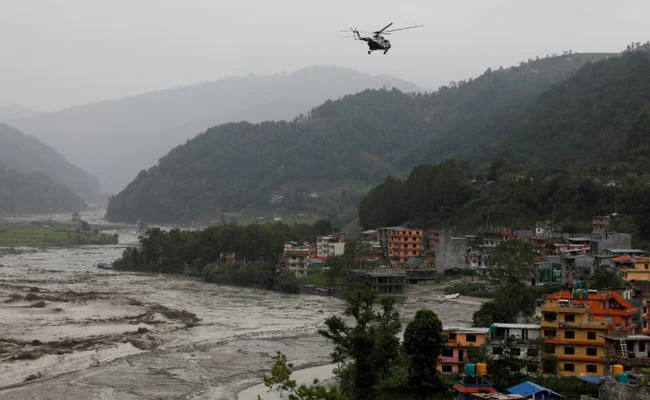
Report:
278,272,300,294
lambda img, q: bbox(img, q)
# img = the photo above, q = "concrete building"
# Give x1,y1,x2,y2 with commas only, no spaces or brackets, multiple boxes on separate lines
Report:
488,324,541,374
279,247,311,278
328,242,345,257
619,257,650,282
387,228,423,266
434,232,470,273
479,230,518,255
593,216,611,234
541,296,609,376
316,233,345,258
439,327,490,375
535,221,554,238
590,233,634,255
604,334,650,372
349,268,406,294
377,226,403,258
547,290,638,334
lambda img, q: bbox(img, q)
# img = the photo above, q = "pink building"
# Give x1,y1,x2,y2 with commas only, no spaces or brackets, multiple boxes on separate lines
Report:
438,327,490,374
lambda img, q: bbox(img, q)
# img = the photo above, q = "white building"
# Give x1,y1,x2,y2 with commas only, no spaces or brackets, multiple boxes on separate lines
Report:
488,323,541,374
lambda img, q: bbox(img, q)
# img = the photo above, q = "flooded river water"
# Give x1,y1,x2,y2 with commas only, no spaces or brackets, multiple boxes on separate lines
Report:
0,211,484,399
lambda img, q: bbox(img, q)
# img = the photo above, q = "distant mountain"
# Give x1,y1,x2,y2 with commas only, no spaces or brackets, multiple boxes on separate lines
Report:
0,104,39,121
9,66,422,193
105,51,616,224
0,123,100,202
0,161,87,214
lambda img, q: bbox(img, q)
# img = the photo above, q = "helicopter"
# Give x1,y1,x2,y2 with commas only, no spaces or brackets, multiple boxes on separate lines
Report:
341,22,423,55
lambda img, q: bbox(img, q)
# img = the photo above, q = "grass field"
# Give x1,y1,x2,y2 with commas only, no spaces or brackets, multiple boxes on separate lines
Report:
0,226,71,246
0,224,118,247
298,267,345,288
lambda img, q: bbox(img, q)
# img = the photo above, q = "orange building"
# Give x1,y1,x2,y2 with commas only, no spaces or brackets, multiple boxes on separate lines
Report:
545,290,637,333
541,297,609,376
387,228,423,266
438,327,490,375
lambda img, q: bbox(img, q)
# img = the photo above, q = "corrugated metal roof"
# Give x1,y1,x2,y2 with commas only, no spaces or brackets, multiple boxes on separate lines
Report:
492,323,541,330
507,381,563,398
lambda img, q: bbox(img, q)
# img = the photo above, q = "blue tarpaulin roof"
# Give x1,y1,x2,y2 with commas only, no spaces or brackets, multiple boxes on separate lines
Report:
578,375,612,385
507,381,563,398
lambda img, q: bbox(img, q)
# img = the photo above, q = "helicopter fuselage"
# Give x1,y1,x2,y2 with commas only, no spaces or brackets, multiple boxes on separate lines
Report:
359,34,391,54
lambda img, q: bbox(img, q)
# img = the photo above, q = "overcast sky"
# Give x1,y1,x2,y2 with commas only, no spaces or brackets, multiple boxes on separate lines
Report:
1,0,649,111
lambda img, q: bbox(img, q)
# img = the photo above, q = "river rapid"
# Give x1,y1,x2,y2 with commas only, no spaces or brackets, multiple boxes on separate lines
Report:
0,210,484,399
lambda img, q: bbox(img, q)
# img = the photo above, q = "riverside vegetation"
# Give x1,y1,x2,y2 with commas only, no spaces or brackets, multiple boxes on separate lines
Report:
113,220,333,294
0,219,118,247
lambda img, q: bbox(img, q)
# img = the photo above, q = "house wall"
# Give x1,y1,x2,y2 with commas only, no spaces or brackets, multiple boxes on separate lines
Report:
435,234,469,273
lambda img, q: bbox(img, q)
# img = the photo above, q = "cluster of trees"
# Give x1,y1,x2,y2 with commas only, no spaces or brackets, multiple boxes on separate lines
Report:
0,162,87,214
113,220,332,291
359,159,650,248
106,50,611,224
264,291,446,400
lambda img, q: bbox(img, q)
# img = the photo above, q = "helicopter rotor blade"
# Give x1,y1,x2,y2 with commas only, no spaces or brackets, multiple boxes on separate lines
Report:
382,25,424,33
374,22,393,34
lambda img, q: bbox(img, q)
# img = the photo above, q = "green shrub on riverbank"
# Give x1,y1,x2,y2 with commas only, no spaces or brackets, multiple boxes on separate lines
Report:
0,224,118,246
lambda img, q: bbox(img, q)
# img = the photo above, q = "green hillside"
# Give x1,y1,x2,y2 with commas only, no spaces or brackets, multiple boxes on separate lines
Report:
0,162,87,214
106,51,617,224
0,123,100,202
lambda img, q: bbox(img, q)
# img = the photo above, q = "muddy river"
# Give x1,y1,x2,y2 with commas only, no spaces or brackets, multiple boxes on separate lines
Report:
0,211,484,399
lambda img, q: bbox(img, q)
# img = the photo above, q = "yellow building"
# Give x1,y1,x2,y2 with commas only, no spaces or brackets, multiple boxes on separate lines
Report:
541,297,608,376
620,257,650,282
387,228,423,266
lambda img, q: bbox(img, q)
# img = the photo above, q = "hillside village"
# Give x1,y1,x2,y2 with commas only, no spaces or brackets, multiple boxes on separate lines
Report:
272,214,650,398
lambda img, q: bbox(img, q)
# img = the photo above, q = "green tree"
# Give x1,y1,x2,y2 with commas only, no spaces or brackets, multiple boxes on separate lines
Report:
473,285,536,326
402,309,444,395
318,290,401,400
486,239,536,285
261,352,347,400
589,268,624,290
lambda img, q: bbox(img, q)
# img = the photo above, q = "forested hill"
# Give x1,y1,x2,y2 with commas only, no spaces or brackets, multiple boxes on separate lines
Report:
9,66,422,193
0,162,87,214
412,49,650,168
105,50,618,224
0,123,100,202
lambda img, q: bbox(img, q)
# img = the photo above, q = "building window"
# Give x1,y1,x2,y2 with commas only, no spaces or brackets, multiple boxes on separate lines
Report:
587,365,598,373
565,331,575,339
564,347,575,355
527,363,539,373
492,347,503,355
588,332,597,340
441,365,453,373
640,342,647,352
448,333,457,341
564,363,575,372
511,348,521,356
442,348,453,357
527,348,539,357
466,334,477,343
586,348,598,356
544,313,557,322
544,330,557,338
565,314,575,322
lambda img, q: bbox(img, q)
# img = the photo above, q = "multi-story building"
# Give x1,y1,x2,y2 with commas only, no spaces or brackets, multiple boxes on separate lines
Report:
279,247,311,278
377,226,403,258
605,334,650,372
387,228,423,266
535,221,554,238
541,296,609,376
642,297,650,334
592,216,611,234
547,290,638,333
439,327,489,375
620,257,650,282
478,230,518,255
316,234,345,258
488,323,541,374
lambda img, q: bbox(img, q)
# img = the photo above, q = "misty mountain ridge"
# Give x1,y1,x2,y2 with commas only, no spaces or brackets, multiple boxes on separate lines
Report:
0,104,40,122
105,50,624,224
9,66,422,193
0,123,100,202
0,161,87,214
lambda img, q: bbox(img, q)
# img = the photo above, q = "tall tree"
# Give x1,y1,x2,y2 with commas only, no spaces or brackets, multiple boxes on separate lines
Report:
318,290,401,400
486,239,537,285
402,309,444,395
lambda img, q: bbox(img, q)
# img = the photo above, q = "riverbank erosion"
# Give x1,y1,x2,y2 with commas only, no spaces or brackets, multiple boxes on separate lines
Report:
0,222,484,399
